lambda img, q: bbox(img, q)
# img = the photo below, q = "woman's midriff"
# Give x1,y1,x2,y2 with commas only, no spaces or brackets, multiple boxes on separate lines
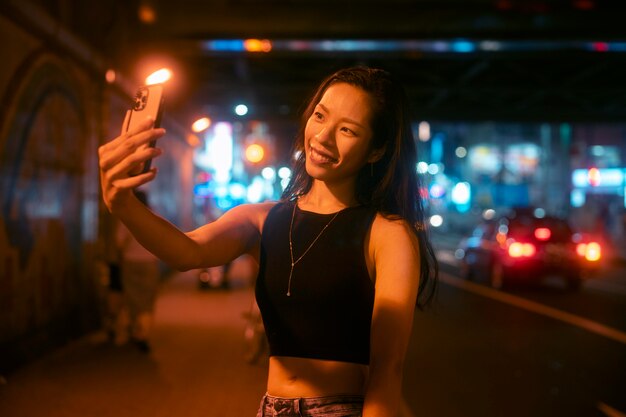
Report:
266,356,369,397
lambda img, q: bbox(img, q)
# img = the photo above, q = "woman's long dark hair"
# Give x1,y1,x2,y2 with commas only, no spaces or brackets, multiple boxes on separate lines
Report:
282,66,438,308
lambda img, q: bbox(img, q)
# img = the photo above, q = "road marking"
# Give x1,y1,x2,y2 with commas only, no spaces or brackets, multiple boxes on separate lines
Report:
439,272,626,345
598,402,626,417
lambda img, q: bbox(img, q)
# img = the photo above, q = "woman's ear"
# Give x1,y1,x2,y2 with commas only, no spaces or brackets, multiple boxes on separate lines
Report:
367,147,386,163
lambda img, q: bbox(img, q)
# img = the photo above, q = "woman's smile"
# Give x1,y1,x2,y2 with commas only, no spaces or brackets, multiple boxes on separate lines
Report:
303,83,375,183
308,144,338,165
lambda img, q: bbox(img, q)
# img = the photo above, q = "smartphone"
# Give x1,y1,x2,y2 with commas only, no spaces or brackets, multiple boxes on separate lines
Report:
126,83,164,174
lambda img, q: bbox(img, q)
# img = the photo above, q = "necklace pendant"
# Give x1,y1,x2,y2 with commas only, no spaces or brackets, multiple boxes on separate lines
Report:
286,200,340,297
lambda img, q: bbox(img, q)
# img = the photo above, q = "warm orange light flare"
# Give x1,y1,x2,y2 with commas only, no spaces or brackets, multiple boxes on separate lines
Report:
105,69,116,84
588,167,601,186
585,242,601,261
508,242,524,258
244,39,272,52
138,4,157,24
578,241,601,262
186,133,201,147
192,117,212,133
245,144,265,163
145,68,172,85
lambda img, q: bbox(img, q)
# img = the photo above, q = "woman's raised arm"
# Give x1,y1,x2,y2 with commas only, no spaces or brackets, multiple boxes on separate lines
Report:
98,114,269,271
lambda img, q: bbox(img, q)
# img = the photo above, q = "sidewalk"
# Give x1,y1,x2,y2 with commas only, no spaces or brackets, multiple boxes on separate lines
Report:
0,270,268,417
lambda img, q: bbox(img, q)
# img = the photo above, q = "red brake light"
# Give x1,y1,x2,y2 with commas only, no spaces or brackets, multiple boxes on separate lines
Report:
508,242,536,258
577,241,601,261
534,227,551,241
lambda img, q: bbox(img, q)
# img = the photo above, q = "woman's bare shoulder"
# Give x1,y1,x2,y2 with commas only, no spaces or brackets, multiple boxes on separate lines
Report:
222,201,278,230
371,213,415,234
370,213,420,251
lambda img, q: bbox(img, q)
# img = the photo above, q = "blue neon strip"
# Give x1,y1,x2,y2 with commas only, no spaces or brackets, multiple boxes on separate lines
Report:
202,39,626,53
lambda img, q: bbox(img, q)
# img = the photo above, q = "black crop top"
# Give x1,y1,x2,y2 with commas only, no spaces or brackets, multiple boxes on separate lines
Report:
255,200,377,365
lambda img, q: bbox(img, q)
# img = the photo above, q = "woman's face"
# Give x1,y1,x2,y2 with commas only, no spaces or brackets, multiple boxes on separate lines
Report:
304,82,377,185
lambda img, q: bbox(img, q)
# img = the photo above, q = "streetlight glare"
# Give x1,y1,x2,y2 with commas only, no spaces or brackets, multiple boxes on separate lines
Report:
145,68,172,85
245,144,264,163
235,104,249,116
192,117,212,133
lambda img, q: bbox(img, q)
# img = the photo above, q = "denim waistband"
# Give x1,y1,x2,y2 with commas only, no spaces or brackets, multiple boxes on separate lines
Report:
258,393,364,416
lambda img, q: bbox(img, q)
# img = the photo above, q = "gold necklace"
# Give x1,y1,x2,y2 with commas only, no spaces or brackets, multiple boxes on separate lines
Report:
287,201,340,296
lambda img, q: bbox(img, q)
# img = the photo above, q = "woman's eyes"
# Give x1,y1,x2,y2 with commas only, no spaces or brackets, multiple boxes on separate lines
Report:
340,127,356,136
312,112,358,136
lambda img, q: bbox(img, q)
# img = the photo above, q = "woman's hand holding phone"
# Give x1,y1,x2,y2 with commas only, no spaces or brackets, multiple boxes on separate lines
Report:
98,111,166,213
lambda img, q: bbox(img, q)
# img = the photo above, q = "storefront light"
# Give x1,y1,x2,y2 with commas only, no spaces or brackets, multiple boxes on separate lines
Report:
261,167,276,181
278,167,292,179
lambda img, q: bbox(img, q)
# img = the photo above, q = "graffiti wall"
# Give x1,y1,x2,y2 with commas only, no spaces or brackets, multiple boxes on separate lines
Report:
0,12,194,372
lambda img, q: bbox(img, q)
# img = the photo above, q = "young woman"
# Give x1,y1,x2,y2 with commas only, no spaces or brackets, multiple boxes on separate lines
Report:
99,66,438,416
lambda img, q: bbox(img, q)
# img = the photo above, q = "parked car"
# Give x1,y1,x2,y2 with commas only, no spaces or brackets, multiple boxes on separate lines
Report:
456,209,602,290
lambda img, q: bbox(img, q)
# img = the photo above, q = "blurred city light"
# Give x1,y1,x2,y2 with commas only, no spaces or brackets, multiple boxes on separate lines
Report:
483,209,496,220
451,40,475,53
455,146,468,158
192,117,212,133
534,227,551,241
479,41,502,51
508,242,536,258
533,208,546,218
261,167,276,181
186,133,201,147
418,121,431,141
245,143,265,164
429,184,445,199
105,69,116,84
590,145,605,156
203,38,626,54
235,104,249,116
572,167,625,188
278,167,291,179
429,215,444,228
427,163,439,175
451,182,471,212
573,0,596,10
244,39,272,52
138,3,157,24
579,242,602,262
416,162,428,174
247,177,265,203
229,183,247,200
145,68,172,85
588,167,601,186
571,189,586,207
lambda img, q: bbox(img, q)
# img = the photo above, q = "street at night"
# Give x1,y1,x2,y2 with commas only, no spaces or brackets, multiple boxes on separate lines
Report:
1,237,625,417
3,1,626,416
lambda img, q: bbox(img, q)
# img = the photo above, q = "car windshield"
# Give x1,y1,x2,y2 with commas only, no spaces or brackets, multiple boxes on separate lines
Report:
507,216,572,243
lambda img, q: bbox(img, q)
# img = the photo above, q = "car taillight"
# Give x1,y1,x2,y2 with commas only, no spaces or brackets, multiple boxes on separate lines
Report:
508,242,536,258
534,227,551,241
576,242,602,262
